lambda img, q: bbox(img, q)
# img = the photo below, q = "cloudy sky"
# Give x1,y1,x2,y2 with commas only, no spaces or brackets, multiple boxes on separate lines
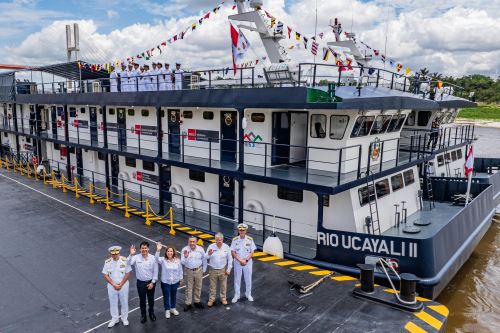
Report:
0,0,499,77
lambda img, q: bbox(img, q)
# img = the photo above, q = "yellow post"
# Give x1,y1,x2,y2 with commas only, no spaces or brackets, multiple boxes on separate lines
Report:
145,199,151,226
197,237,204,246
124,193,130,218
52,171,56,188
26,163,31,178
169,207,175,236
89,183,95,204
5,156,9,170
61,174,67,193
34,167,39,182
74,178,79,199
0,156,3,169
105,187,111,211
43,171,47,185
19,160,24,176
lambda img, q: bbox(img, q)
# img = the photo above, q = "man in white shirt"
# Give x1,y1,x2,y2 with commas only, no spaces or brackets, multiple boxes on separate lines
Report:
138,66,146,92
130,63,140,92
231,223,257,303
164,63,173,91
151,62,159,91
128,241,158,323
173,63,184,90
156,63,166,91
180,236,207,311
109,66,119,92
102,246,131,328
121,64,132,92
206,232,232,306
118,63,127,92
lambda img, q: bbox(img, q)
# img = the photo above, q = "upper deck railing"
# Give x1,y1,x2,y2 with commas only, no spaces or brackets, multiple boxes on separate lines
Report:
5,62,468,101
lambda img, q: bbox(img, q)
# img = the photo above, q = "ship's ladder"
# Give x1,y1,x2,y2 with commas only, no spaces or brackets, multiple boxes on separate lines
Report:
424,160,435,210
444,148,452,177
365,171,381,235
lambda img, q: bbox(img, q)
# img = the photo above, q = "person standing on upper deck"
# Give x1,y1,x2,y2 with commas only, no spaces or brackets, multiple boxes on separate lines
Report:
128,241,158,323
173,63,184,90
138,66,146,92
130,63,140,92
206,232,232,307
118,63,127,92
231,223,256,303
180,236,207,311
109,66,119,93
156,63,166,91
122,64,132,92
165,63,173,91
151,62,159,91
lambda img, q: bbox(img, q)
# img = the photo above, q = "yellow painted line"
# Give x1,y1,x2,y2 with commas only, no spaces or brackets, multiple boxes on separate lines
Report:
354,283,380,287
176,227,191,231
252,252,267,257
309,270,332,276
274,260,298,266
291,265,317,271
404,321,428,333
427,305,449,317
133,212,146,216
332,275,357,281
198,234,213,239
415,311,443,330
149,217,163,221
258,255,281,262
187,230,203,235
110,203,122,207
156,219,169,224
116,205,126,209
127,208,137,212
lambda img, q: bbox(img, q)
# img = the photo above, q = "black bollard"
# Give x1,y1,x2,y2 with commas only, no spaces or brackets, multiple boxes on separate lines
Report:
399,273,419,304
357,264,375,293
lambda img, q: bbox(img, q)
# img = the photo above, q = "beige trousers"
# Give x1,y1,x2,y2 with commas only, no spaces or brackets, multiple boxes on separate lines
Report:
208,267,227,302
184,266,203,305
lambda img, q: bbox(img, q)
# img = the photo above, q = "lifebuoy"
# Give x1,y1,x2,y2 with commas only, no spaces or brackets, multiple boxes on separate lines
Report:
244,200,264,230
169,184,184,209
186,188,202,212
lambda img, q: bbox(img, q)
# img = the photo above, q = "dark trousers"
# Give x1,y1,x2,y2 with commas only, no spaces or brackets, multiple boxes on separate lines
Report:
161,282,179,310
137,280,156,317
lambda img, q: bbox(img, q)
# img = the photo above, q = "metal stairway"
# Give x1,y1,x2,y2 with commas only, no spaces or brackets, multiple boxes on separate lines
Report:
365,172,381,235
424,161,435,210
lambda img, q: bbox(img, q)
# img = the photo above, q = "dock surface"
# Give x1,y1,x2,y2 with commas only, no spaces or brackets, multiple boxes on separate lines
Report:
0,168,448,332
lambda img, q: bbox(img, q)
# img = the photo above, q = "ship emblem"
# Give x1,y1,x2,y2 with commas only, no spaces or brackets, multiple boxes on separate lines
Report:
223,176,231,187
371,137,381,161
224,113,232,126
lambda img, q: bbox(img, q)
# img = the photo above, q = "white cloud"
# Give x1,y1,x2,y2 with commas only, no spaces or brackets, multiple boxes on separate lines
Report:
106,10,119,19
1,0,499,77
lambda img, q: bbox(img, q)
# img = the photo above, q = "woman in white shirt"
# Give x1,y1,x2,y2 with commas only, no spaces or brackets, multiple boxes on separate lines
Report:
155,242,183,319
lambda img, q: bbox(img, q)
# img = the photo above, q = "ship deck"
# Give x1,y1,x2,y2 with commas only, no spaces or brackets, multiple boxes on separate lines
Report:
0,168,448,333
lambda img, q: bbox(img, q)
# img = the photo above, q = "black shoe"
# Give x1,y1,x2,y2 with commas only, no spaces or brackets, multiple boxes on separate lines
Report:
184,304,193,312
194,302,204,309
149,313,156,321
140,316,147,324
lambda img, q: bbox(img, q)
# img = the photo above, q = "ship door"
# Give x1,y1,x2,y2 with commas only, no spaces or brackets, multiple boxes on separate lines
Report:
220,111,237,163
89,107,98,146
110,154,119,191
117,108,127,151
168,110,181,155
51,106,57,139
161,165,172,205
219,175,235,219
76,148,84,184
271,112,291,165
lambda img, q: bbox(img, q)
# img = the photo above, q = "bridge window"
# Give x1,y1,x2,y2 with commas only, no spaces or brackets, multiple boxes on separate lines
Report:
387,114,406,132
125,157,136,167
417,111,432,126
451,150,457,161
351,116,375,137
456,149,463,159
143,160,155,172
277,186,303,203
370,115,392,135
358,185,375,206
97,151,105,160
189,170,205,182
375,179,391,198
251,113,265,122
310,114,326,138
405,111,415,126
330,115,349,139
391,174,404,192
437,155,444,166
403,169,415,186
203,111,214,120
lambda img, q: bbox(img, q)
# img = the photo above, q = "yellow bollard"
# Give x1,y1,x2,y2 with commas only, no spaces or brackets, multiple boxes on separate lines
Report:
43,171,47,185
105,187,111,211
169,207,175,235
34,166,39,182
19,161,24,176
26,163,31,178
61,174,67,193
145,200,151,226
124,193,130,218
51,171,56,188
0,156,3,169
74,178,79,199
89,183,95,204
5,156,9,170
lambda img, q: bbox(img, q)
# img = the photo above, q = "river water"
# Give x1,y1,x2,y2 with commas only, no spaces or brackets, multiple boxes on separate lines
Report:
437,125,500,333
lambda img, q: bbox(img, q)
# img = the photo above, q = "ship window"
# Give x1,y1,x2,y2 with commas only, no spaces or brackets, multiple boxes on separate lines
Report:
437,155,444,166
125,157,136,167
451,150,457,161
391,174,404,192
277,186,303,203
127,109,135,116
387,114,404,132
141,109,149,117
444,152,451,162
358,185,375,206
69,107,77,118
251,113,265,122
351,116,375,137
330,115,349,139
80,107,86,114
25,137,31,143
143,160,155,172
189,170,205,182
183,111,193,119
109,108,115,115
203,111,214,120
323,195,330,207
403,169,415,185
97,151,105,160
370,115,392,135
68,146,75,154
405,111,416,126
456,149,463,159
375,179,391,198
417,111,432,126
310,114,326,138
99,108,102,115
54,143,60,150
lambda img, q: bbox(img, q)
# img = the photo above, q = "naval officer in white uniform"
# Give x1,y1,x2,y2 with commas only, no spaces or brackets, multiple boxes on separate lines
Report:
102,245,131,328
173,63,184,90
231,223,257,303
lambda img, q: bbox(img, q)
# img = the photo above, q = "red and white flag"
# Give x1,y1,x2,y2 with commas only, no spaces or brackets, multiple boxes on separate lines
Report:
464,145,474,177
230,23,251,75
311,41,319,55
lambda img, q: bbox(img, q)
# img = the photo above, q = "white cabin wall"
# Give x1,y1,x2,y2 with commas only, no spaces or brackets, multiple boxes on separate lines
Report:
243,109,271,167
180,108,221,161
290,112,307,163
323,191,356,232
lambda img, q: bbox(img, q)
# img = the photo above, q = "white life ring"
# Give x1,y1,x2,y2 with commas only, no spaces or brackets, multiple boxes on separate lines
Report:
186,188,202,212
169,183,184,208
244,200,264,231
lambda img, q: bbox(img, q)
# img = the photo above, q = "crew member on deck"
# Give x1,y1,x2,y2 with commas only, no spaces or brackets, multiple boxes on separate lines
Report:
165,63,173,91
206,232,232,307
174,63,184,90
151,62,159,91
231,223,256,303
131,63,140,92
122,64,133,92
128,241,158,323
156,63,166,91
138,66,146,92
118,63,127,92
102,246,131,328
180,236,207,311
109,66,119,92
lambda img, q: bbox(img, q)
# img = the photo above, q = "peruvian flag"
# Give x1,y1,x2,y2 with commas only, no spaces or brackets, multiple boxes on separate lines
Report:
464,146,474,177
230,23,251,75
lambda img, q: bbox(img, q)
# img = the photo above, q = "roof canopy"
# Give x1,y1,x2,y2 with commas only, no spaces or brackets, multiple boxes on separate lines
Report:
28,61,110,81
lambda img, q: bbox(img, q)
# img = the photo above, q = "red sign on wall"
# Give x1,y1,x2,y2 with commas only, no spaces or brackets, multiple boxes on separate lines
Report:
187,128,197,141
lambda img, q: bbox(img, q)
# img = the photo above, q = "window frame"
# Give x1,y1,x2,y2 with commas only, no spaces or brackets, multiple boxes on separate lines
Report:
390,174,404,192
183,110,193,119
251,113,265,122
329,115,349,140
417,111,432,127
141,109,149,117
142,160,155,172
375,179,391,199
189,170,205,182
203,111,214,120
370,115,392,135
277,186,304,203
125,157,136,168
127,109,135,117
403,169,415,186
351,116,375,138
310,114,327,138
358,184,375,206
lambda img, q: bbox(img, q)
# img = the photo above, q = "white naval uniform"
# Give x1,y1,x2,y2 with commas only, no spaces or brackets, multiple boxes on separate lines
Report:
150,68,159,91
138,71,147,92
129,69,140,92
174,69,184,90
102,256,132,321
230,235,256,298
120,70,129,92
165,68,173,90
110,70,119,92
